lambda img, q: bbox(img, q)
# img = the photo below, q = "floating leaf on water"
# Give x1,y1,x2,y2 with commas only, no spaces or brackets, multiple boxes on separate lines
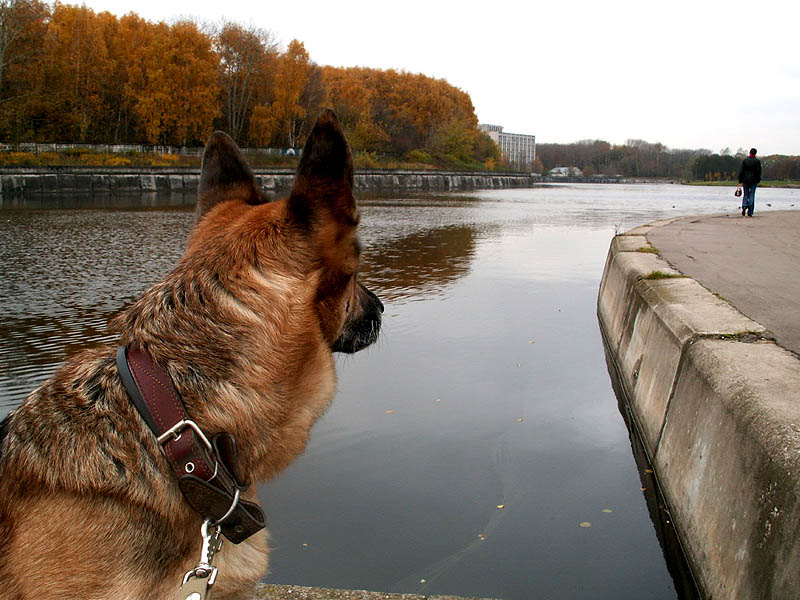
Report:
529,340,536,344
580,522,592,528
420,579,426,584
385,410,394,414
496,504,505,509
517,418,524,422
478,534,486,540
602,509,613,513
644,469,653,474
434,398,441,402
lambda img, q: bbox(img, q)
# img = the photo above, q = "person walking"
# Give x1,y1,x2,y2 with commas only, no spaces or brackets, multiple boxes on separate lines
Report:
738,148,761,217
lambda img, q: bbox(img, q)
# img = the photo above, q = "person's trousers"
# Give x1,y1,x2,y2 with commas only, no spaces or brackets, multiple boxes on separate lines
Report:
743,182,757,216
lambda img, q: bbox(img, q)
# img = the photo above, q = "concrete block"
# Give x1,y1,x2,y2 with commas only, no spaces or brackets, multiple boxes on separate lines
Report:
655,339,800,599
40,174,60,192
597,249,678,354
618,277,763,454
74,174,93,190
94,175,110,191
140,175,157,191
22,175,42,192
120,174,140,190
610,234,650,253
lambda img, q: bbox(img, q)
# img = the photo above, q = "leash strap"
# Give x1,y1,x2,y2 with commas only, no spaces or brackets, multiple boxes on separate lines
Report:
116,345,265,544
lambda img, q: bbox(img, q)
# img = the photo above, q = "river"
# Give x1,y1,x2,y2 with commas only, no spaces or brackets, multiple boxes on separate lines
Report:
2,183,799,599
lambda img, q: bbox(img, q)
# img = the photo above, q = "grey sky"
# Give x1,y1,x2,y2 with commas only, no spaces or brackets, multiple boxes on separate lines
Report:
79,0,800,154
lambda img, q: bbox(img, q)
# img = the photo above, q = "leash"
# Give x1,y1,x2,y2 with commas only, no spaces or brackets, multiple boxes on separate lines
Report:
116,345,266,599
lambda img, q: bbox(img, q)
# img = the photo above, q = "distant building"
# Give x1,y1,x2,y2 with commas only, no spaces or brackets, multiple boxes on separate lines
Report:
479,124,536,168
549,166,583,177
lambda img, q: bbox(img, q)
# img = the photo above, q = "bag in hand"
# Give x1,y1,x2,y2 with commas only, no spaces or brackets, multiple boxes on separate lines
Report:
734,187,742,197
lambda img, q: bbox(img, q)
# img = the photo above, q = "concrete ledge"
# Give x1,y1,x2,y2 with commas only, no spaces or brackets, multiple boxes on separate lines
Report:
598,221,800,598
0,169,537,197
255,584,498,600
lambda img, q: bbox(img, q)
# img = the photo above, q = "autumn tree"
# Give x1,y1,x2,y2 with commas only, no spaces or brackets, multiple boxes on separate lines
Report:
321,66,390,153
0,0,47,92
250,39,312,147
0,0,47,140
123,19,220,144
41,4,113,141
214,21,277,144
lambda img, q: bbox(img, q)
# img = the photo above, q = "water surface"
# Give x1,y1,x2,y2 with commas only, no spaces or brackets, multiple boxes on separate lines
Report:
2,183,798,599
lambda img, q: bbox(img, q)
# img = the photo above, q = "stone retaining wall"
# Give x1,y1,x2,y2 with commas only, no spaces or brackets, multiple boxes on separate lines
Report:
0,168,536,196
598,220,800,599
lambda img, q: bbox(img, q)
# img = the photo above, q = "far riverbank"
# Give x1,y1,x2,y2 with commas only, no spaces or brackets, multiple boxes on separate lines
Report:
0,167,537,197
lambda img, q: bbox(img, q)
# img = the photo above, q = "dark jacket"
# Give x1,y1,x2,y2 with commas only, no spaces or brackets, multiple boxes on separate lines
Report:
738,156,761,185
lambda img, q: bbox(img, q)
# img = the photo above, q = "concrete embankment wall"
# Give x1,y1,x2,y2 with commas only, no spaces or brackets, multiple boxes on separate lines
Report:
0,167,536,196
598,220,800,599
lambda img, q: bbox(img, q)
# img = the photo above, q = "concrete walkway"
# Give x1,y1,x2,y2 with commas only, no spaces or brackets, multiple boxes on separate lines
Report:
647,210,800,356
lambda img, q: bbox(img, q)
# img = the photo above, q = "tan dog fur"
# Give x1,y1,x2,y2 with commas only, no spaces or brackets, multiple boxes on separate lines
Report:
0,110,382,599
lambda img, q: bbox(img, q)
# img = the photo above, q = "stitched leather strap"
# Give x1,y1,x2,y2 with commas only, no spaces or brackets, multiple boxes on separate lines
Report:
116,345,265,544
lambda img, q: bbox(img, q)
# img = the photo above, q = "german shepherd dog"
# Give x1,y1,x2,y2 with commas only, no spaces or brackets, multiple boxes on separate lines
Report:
0,110,382,599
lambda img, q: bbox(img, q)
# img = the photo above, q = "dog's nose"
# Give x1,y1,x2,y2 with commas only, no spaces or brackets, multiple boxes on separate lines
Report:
370,289,384,313
361,284,384,313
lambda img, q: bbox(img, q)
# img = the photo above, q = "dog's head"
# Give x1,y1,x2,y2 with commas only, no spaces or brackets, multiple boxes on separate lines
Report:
193,109,382,356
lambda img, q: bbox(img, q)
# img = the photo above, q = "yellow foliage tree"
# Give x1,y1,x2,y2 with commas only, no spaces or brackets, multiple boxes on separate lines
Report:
250,39,310,147
43,3,112,141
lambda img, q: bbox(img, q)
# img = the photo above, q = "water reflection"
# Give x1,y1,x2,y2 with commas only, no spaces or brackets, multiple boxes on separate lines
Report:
360,225,477,303
0,191,195,210
0,204,189,413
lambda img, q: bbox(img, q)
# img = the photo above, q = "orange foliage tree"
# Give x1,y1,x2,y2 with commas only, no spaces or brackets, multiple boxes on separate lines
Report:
250,39,312,147
42,4,112,141
0,3,495,169
0,0,48,140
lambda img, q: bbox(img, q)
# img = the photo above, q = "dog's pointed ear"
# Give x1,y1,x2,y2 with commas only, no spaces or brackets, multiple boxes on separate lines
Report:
287,109,355,226
196,131,263,221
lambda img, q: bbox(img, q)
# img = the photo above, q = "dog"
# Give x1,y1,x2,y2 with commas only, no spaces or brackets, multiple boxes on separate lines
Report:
0,109,382,599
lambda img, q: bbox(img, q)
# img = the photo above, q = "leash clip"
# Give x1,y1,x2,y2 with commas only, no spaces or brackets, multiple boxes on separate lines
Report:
181,519,223,589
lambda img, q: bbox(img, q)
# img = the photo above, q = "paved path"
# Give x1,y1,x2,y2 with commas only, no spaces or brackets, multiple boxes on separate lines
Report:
647,210,800,356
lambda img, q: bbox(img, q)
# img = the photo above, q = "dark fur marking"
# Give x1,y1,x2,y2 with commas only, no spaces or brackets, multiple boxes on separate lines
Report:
0,413,9,461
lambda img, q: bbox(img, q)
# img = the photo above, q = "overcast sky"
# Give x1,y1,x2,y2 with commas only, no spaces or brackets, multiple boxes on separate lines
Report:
79,0,800,155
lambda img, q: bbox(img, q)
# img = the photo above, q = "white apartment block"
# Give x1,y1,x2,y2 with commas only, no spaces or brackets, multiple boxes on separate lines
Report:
479,124,536,167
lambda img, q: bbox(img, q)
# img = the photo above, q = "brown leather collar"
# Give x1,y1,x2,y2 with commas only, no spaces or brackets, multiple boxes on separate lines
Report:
116,345,265,544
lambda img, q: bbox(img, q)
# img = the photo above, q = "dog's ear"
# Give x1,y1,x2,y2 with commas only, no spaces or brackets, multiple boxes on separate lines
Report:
197,131,264,222
287,109,355,227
